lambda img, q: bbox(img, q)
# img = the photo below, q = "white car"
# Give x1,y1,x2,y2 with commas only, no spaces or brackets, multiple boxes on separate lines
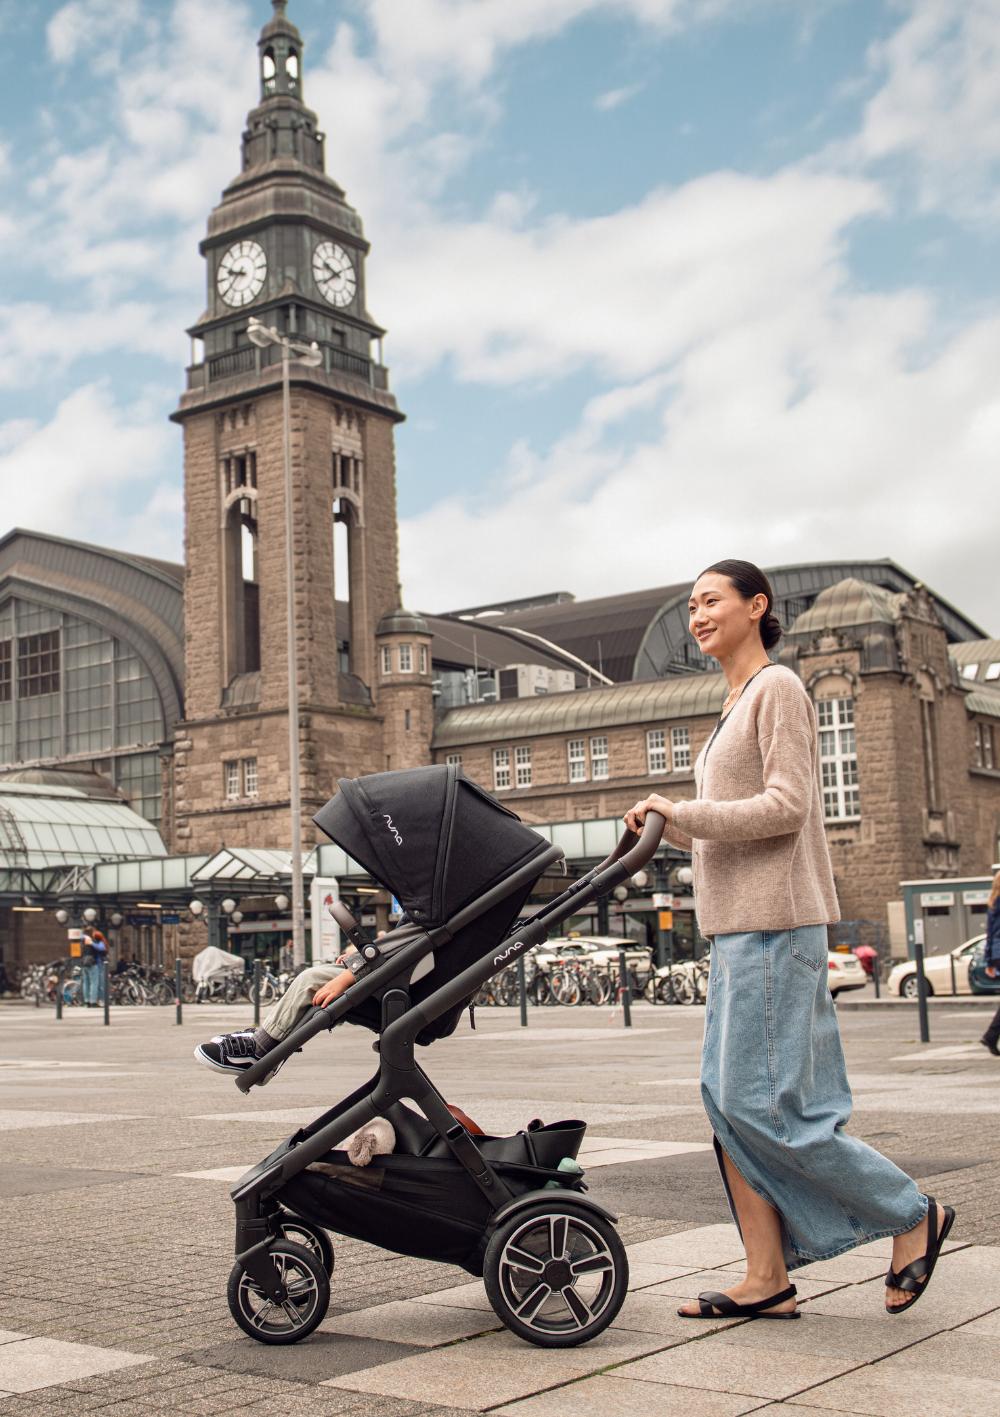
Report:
827,950,868,997
535,935,651,973
887,935,984,998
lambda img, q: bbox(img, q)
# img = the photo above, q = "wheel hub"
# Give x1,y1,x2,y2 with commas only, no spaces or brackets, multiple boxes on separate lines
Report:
543,1258,573,1290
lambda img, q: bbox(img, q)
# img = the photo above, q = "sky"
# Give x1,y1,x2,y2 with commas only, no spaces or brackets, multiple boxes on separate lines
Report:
1,0,999,632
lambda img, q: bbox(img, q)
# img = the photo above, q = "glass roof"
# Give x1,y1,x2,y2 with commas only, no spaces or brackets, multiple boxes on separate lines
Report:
0,782,166,869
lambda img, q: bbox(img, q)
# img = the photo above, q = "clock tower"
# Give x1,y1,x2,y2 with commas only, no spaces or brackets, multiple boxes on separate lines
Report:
170,0,406,855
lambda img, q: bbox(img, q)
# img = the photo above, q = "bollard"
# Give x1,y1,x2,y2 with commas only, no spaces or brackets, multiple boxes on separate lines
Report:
617,949,633,1029
253,959,262,1027
175,958,183,1025
102,960,110,1027
949,954,957,997
55,961,63,1019
914,942,931,1043
517,956,528,1028
872,954,880,999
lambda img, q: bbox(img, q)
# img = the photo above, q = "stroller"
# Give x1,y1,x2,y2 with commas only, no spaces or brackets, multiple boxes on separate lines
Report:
225,765,664,1349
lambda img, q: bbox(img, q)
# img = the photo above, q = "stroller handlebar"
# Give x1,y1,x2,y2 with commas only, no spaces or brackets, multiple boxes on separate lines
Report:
593,810,666,878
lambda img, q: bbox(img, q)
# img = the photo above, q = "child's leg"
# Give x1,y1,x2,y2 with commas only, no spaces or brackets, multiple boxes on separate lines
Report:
257,964,342,1044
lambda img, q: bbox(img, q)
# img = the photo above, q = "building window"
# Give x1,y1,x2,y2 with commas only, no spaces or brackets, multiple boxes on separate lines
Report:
224,761,240,801
243,757,259,798
17,630,60,698
646,728,667,775
567,738,587,782
671,726,691,771
493,747,511,790
446,753,462,766
975,722,996,771
399,643,413,673
404,709,411,732
515,744,532,787
380,646,392,676
817,697,859,819
419,645,428,674
986,662,1000,681
962,663,979,680
590,735,608,780
0,640,10,703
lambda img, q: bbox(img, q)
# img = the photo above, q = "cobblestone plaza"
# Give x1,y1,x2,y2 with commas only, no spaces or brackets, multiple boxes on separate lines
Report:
1,997,999,1414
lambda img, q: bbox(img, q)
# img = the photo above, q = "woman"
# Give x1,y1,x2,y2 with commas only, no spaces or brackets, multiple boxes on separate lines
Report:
626,559,954,1320
979,869,1000,1055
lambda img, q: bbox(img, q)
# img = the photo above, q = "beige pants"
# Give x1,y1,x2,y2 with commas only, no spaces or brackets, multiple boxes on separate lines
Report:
260,963,345,1041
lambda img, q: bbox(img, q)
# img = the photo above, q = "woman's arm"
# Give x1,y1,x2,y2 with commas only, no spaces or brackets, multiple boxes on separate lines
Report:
624,794,692,852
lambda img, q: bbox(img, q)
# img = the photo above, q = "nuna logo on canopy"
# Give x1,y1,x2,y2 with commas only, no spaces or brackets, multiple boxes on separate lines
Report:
382,814,403,845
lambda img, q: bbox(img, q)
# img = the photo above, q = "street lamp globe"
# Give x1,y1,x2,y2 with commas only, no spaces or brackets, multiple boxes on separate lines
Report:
110,912,124,927
631,869,648,889
274,894,290,912
82,907,98,924
612,884,629,903
221,898,237,915
675,866,693,887
189,900,204,917
55,909,69,925
230,910,244,924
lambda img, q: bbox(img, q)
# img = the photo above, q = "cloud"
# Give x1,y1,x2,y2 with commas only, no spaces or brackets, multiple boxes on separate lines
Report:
595,82,643,111
0,302,185,390
0,382,179,555
46,0,145,69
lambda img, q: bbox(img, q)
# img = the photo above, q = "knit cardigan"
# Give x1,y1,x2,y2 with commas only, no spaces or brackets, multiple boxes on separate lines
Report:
668,664,840,938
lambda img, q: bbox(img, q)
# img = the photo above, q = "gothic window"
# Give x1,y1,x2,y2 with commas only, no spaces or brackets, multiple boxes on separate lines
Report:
567,738,587,783
816,697,859,819
515,744,532,787
647,729,667,775
493,747,511,790
590,735,609,779
671,726,691,771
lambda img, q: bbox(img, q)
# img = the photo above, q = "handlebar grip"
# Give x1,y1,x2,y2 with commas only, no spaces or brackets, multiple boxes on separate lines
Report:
592,811,666,876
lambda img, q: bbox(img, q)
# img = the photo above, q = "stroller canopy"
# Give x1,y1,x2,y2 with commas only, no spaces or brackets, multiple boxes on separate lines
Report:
314,765,549,927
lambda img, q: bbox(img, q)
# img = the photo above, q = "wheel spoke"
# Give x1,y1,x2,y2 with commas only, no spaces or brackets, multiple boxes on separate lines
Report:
249,1297,275,1329
560,1284,595,1329
571,1243,614,1276
286,1277,317,1301
504,1244,546,1275
280,1300,306,1328
549,1215,569,1262
515,1282,552,1321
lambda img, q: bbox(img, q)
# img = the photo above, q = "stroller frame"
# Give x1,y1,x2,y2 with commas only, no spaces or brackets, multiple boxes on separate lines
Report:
227,806,665,1343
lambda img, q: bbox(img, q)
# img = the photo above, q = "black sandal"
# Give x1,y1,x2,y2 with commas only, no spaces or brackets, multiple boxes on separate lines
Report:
678,1283,799,1320
885,1196,956,1315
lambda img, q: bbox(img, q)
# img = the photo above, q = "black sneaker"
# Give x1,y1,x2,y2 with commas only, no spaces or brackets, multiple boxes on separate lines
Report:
981,1035,1000,1057
194,1030,284,1082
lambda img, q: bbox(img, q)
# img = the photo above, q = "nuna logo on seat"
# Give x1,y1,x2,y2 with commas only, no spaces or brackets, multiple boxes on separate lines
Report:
383,813,403,845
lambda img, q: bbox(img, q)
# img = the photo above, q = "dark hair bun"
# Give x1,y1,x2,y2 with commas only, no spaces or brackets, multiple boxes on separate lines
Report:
761,612,783,650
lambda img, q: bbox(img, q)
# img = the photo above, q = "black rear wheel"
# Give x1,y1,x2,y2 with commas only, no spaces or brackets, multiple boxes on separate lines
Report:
483,1203,628,1347
227,1239,330,1344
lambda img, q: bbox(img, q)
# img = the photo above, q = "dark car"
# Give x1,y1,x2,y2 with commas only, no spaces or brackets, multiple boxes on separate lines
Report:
968,939,1000,994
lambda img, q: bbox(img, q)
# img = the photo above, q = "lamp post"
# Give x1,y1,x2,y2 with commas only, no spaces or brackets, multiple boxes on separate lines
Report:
247,317,322,969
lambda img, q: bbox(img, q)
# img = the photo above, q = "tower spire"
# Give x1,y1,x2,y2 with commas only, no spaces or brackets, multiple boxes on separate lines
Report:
258,0,304,103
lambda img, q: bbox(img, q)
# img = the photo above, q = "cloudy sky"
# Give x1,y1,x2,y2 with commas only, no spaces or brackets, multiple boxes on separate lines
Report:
1,0,999,631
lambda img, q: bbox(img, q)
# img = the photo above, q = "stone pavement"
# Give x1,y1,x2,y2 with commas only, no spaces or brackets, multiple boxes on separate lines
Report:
1,996,999,1415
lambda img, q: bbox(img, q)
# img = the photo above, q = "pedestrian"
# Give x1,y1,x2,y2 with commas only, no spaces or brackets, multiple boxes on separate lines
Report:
978,869,1000,1056
80,929,108,1007
626,559,954,1322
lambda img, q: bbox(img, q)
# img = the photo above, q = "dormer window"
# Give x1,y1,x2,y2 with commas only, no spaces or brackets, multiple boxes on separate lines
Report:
262,48,276,95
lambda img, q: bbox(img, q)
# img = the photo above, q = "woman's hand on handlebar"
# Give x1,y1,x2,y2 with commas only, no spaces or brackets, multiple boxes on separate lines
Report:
624,794,673,834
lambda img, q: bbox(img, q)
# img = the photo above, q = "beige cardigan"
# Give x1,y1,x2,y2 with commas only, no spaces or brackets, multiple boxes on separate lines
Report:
668,664,840,938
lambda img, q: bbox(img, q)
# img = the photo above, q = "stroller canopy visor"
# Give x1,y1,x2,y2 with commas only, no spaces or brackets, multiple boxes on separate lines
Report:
314,765,550,926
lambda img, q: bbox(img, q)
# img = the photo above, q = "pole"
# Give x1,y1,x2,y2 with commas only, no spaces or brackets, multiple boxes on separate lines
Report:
517,955,528,1028
282,342,306,969
175,958,183,1025
914,942,930,1043
949,953,957,996
55,961,63,1019
872,950,880,999
253,958,262,1027
102,958,110,1027
617,948,632,1029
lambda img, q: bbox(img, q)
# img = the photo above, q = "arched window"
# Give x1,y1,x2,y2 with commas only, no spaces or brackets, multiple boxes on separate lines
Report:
816,696,859,820
224,490,260,678
286,48,299,92
262,47,277,95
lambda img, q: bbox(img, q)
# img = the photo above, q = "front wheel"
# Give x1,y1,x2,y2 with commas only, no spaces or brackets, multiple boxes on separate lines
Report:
272,1214,335,1275
900,974,932,1000
483,1203,628,1347
227,1239,330,1345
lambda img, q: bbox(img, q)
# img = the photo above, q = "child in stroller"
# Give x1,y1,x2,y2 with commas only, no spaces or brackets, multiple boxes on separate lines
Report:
218,764,663,1350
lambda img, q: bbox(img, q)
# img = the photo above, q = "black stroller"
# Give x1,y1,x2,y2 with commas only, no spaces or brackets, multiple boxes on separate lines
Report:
225,765,664,1349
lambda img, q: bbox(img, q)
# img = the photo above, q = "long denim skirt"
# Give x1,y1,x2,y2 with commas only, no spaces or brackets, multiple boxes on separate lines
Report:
701,925,927,1270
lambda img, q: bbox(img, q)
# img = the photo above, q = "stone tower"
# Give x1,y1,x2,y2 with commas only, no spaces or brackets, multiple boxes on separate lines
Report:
170,0,405,854
375,609,435,772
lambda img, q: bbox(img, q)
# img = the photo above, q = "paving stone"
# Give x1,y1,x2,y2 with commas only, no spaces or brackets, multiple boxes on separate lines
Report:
621,1260,700,1290
320,1299,502,1346
641,1268,844,1303
321,1329,664,1410
494,1373,762,1415
789,1365,1000,1414
0,1338,149,1394
611,1291,743,1337
0,1335,27,1346
626,1235,746,1268
804,1244,1000,1327
411,1283,494,1313
880,1330,1000,1381
180,1333,423,1383
954,1306,1000,1336
615,1339,861,1400
792,1254,893,1284
711,1311,942,1359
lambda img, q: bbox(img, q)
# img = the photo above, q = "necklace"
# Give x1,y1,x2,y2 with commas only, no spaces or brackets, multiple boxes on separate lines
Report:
722,663,771,713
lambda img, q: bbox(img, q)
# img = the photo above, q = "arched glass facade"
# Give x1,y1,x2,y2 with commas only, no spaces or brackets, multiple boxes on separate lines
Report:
0,597,166,825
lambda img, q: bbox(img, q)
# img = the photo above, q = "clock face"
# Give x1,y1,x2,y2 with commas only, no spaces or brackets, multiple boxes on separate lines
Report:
313,241,357,307
217,240,267,307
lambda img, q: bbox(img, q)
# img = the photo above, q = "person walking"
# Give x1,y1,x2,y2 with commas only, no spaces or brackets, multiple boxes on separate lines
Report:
80,929,108,1007
978,870,1000,1056
626,559,954,1321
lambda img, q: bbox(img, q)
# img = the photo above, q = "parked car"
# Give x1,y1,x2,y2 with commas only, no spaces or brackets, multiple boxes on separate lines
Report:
827,949,868,997
535,935,651,973
886,934,1000,997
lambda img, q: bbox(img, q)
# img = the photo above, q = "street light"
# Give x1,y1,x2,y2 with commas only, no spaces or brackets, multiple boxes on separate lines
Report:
274,894,289,912
231,910,244,925
82,907,98,924
55,909,69,925
220,898,237,915
188,900,204,917
247,316,323,970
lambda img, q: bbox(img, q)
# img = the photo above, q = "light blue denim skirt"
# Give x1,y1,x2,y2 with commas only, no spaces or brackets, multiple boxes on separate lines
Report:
701,925,927,1270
